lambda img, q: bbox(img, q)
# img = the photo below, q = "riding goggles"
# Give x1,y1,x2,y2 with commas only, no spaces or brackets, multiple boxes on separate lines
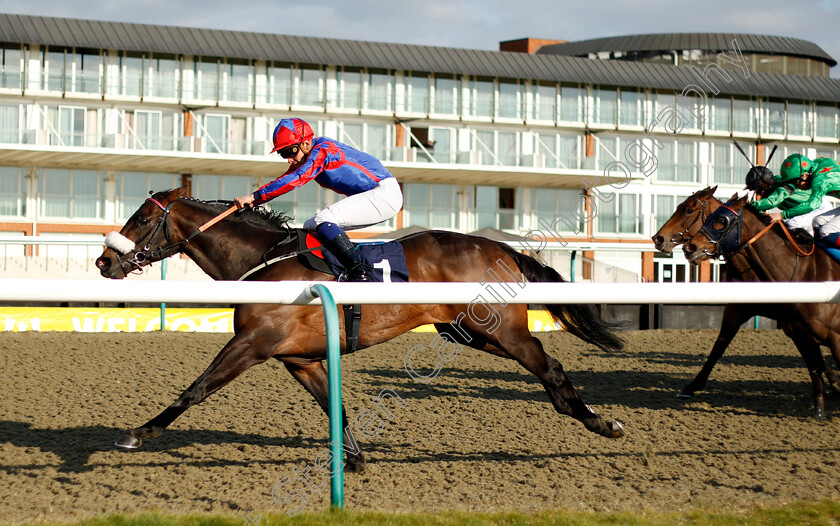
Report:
277,143,301,159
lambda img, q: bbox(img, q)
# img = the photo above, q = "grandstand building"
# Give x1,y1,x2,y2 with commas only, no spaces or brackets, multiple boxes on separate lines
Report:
0,14,837,282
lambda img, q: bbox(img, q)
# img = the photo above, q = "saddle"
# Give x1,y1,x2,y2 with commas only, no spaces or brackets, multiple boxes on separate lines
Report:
295,229,409,353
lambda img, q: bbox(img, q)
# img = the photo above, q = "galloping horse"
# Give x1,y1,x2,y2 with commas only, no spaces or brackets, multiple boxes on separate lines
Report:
682,195,840,418
653,187,840,405
95,187,626,472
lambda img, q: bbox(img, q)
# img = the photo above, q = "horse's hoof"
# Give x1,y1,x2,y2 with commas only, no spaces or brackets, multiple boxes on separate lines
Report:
814,408,826,421
607,420,625,439
676,389,695,399
346,458,366,473
115,433,141,449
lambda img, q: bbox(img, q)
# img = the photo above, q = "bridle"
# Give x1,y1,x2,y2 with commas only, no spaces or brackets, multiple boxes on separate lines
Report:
670,194,712,246
111,197,233,275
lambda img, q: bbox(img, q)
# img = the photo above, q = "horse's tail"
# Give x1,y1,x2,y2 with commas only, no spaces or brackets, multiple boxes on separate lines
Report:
499,244,625,352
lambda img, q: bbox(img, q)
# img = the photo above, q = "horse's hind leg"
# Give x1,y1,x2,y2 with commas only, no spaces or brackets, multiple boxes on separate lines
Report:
486,325,623,439
115,333,272,448
679,303,754,399
789,335,828,420
280,358,366,473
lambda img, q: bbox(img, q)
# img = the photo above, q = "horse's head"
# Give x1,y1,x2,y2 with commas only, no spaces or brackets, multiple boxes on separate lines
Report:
652,186,718,253
95,187,188,279
682,196,749,264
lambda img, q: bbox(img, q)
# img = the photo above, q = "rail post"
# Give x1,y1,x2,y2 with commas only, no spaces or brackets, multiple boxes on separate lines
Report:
307,284,344,509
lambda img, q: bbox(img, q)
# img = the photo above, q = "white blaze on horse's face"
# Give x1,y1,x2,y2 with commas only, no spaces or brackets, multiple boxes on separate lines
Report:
105,231,136,255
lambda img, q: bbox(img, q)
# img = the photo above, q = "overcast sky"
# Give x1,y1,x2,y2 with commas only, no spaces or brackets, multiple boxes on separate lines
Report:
2,0,839,77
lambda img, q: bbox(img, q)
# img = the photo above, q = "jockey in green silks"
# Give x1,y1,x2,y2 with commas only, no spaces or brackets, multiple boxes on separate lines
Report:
751,153,840,242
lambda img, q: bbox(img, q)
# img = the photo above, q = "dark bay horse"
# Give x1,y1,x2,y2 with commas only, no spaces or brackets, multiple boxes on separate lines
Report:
653,187,840,413
682,196,840,418
95,187,626,472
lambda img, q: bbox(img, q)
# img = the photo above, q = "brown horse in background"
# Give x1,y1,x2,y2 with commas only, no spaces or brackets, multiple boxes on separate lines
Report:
95,187,626,472
653,187,840,417
682,195,840,418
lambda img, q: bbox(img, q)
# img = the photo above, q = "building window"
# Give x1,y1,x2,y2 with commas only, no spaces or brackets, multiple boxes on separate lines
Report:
339,122,363,150
711,142,753,185
0,104,19,143
474,185,518,230
117,172,180,220
120,54,144,97
559,86,581,122
498,79,522,119
534,133,559,169
732,98,755,133
43,49,66,92
787,101,809,137
0,166,24,217
405,72,430,114
597,136,620,171
193,58,218,101
498,131,518,166
594,87,617,125
68,50,101,94
366,70,392,111
433,74,457,115
653,194,690,234
0,46,21,90
404,183,457,229
559,134,581,169
762,100,785,135
532,82,557,122
470,77,494,118
815,104,837,139
336,68,362,110
597,193,640,234
529,188,583,231
296,65,325,108
267,63,293,106
474,129,496,165
149,55,180,98
52,106,85,147
224,60,252,103
203,114,230,154
264,178,323,225
367,123,391,161
709,97,731,132
134,110,161,150
657,139,698,183
619,89,642,126
40,169,104,219
193,174,255,201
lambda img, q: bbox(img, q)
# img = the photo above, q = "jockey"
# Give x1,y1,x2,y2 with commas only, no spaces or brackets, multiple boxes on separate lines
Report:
234,118,403,281
747,163,828,237
753,153,840,239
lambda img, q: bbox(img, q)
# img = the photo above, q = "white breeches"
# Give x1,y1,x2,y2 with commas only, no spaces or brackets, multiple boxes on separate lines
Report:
302,178,403,231
811,202,840,237
784,201,835,237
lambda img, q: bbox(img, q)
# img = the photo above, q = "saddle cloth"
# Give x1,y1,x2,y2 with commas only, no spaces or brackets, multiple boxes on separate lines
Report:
298,231,409,283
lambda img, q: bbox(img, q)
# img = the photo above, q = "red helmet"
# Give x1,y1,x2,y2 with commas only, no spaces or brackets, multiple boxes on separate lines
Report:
270,118,314,153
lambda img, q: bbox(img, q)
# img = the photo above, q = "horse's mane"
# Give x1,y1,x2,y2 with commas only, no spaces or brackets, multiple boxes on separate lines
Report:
179,197,294,231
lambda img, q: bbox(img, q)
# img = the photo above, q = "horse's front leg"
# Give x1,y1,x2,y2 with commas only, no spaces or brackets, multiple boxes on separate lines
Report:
786,331,828,420
115,330,274,448
679,303,754,399
279,358,366,473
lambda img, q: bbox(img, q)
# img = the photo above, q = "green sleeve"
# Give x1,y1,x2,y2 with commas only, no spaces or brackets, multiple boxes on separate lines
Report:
781,177,830,219
751,186,792,212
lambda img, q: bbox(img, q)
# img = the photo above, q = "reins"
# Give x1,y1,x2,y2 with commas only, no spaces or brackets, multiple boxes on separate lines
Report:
743,219,815,257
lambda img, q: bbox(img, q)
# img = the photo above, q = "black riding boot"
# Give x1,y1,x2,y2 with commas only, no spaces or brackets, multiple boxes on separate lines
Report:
322,232,369,282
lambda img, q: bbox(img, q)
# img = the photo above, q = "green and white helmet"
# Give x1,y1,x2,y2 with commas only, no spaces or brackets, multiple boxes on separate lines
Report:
777,153,814,183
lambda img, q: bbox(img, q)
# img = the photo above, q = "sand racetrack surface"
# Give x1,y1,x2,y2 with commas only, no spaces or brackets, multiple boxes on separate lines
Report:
2,329,840,523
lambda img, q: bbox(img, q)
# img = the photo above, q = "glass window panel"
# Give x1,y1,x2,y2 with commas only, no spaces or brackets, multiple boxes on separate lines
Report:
498,131,517,166
196,59,218,100
269,64,292,105
73,52,101,94
656,139,677,181
655,195,676,231
58,107,85,147
536,133,558,169
408,74,429,113
498,80,520,119
430,184,455,228
534,83,556,121
787,102,808,136
475,130,495,165
340,123,363,149
434,76,456,115
72,170,103,218
763,100,785,135
815,105,837,138
41,169,71,217
367,124,389,161
475,186,498,229
677,142,697,182
404,183,430,227
298,67,324,107
618,194,638,234
712,143,735,185
710,97,731,132
597,192,618,233
559,135,580,169
620,89,641,126
367,71,391,111
226,62,251,103
152,56,179,98
595,87,617,125
0,104,18,143
134,111,161,150
204,114,229,153
0,166,23,216
0,47,21,90
338,69,362,110
46,50,65,91
124,55,143,97
732,98,753,133
559,86,581,122
472,78,494,118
